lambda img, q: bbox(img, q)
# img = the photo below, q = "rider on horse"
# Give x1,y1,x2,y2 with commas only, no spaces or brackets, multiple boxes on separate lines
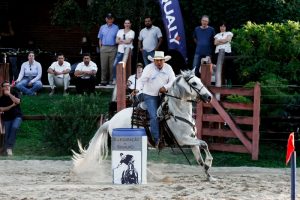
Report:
131,51,176,148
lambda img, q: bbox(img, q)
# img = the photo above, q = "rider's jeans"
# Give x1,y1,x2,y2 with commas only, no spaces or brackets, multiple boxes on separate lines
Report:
142,94,160,143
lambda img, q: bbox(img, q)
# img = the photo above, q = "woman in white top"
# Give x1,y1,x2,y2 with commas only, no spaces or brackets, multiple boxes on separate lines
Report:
112,19,135,84
214,22,233,54
214,22,234,84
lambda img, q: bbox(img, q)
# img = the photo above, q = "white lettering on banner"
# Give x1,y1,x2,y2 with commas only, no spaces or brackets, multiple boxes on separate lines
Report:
161,0,180,45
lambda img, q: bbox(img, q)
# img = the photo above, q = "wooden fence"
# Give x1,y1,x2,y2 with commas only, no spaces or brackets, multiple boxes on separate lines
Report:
196,64,261,160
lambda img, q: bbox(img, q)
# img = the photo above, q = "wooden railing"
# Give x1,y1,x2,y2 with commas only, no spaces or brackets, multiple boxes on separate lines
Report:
196,64,261,160
0,63,10,83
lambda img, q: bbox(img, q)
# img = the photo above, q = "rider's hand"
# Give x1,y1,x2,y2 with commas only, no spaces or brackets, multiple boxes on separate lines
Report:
131,89,139,96
3,90,10,96
159,87,167,94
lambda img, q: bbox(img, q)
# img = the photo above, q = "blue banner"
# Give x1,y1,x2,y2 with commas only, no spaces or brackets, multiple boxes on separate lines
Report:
159,0,187,63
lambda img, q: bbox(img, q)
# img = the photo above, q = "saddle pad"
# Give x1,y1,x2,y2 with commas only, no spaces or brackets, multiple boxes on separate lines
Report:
131,108,150,127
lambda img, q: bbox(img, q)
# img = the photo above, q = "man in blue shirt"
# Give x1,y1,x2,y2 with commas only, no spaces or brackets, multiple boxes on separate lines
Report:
192,15,215,78
97,13,119,86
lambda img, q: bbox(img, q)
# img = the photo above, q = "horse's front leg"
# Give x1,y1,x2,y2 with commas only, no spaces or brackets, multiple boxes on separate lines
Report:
191,146,212,181
198,140,213,168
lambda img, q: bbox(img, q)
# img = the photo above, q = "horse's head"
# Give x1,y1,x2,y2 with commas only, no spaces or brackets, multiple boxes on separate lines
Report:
179,70,212,103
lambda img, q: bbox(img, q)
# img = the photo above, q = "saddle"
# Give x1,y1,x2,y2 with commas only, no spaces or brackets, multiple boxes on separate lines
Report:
131,101,177,150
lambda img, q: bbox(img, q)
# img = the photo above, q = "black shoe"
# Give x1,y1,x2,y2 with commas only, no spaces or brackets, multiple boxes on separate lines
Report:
99,83,107,86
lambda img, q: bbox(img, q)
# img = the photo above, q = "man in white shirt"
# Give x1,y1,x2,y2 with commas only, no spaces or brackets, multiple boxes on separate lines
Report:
74,53,98,95
47,53,71,96
138,16,163,66
133,51,175,147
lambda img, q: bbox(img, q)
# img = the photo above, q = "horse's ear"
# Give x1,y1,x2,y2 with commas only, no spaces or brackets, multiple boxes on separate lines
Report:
180,70,186,76
191,69,195,75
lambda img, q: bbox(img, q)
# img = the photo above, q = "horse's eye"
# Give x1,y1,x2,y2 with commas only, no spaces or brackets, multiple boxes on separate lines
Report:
191,82,197,86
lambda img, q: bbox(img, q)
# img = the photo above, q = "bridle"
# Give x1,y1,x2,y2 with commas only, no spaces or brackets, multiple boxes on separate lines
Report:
184,75,205,99
164,75,205,103
159,75,203,129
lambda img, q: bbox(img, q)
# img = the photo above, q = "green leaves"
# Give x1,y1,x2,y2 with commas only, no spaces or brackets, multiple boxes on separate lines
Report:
50,0,81,28
233,21,300,84
43,93,111,155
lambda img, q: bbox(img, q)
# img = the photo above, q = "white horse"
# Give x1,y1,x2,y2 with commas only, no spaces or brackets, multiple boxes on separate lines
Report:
72,70,214,180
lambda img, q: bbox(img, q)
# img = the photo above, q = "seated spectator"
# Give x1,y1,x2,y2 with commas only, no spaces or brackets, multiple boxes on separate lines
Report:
0,81,23,156
74,53,97,95
47,53,71,96
15,51,42,96
127,62,143,92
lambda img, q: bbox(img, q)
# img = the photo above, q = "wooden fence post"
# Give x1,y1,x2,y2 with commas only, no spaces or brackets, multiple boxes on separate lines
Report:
215,49,225,100
116,62,126,112
200,64,213,86
196,64,212,139
252,82,261,160
116,48,132,112
0,63,10,84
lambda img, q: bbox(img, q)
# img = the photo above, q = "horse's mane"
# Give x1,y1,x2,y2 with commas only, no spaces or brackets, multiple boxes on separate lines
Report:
169,70,194,100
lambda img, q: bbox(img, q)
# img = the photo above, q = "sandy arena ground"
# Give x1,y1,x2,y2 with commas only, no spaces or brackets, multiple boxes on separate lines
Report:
0,160,299,200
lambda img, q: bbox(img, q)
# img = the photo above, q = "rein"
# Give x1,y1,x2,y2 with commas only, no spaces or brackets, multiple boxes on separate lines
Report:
172,115,196,131
160,99,196,131
164,93,196,103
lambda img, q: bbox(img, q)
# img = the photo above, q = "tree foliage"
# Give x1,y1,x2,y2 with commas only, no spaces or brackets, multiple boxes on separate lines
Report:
232,21,300,84
232,20,300,118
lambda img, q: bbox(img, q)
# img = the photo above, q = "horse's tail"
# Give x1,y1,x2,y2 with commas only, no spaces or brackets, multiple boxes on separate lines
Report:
71,121,109,173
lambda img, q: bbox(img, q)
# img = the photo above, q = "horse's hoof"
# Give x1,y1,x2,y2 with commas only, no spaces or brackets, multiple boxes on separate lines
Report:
207,176,217,182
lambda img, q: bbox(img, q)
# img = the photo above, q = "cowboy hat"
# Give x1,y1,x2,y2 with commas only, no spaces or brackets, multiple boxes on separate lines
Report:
147,51,171,62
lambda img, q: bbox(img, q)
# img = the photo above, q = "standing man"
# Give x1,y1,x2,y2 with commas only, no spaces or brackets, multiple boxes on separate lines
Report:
97,13,119,86
47,53,71,96
192,15,215,78
133,51,175,147
15,51,43,96
74,53,98,95
138,16,163,66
